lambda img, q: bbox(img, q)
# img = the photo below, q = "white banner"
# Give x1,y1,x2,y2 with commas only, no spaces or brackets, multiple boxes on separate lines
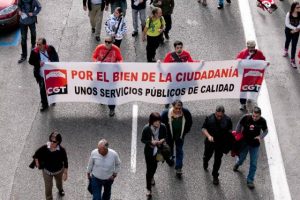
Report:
42,60,268,105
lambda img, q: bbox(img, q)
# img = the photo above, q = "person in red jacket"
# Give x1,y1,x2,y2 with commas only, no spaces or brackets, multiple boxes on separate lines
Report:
92,36,123,116
164,41,194,62
236,40,266,111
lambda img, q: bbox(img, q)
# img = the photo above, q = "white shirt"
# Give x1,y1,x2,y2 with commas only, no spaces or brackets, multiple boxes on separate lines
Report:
151,125,159,156
39,51,49,77
87,148,121,180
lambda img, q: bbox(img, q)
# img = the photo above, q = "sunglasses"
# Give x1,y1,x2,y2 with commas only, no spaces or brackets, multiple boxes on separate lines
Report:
50,140,58,144
105,40,112,44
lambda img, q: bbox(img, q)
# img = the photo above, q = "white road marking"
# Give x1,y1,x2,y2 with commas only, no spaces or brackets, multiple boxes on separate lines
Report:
238,0,291,199
131,104,138,173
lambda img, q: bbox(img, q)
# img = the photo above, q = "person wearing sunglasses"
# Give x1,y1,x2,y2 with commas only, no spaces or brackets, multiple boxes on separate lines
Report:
31,131,68,200
92,36,123,116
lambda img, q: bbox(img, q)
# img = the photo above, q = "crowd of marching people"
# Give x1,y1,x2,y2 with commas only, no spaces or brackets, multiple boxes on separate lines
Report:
17,0,299,199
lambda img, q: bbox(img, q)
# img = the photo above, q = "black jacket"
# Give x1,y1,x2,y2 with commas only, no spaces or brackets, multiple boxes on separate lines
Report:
131,0,146,10
141,123,167,158
161,107,193,141
29,45,59,82
83,0,107,11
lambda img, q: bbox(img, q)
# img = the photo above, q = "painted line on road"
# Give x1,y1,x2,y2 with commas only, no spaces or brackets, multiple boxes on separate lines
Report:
238,0,291,199
131,104,138,173
0,29,20,47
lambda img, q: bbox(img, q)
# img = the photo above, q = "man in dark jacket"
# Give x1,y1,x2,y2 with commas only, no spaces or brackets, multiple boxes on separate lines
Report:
152,0,174,40
202,105,233,185
29,38,59,111
131,0,146,37
18,0,42,63
161,100,192,178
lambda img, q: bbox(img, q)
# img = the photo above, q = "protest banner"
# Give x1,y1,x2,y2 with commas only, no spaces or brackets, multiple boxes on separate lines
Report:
42,60,268,105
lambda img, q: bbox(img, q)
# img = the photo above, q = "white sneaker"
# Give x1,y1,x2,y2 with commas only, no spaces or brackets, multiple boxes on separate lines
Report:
291,62,297,69
283,50,288,57
239,104,246,111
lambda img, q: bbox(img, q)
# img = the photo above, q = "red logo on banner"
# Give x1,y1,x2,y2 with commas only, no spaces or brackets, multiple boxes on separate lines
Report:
44,69,68,96
240,69,265,92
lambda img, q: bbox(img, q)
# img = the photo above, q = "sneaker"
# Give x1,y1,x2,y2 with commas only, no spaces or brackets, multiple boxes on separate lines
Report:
226,0,231,3
213,176,219,185
146,190,152,198
202,0,207,6
132,31,138,37
247,181,255,189
58,189,65,196
95,36,100,42
233,163,239,172
151,178,155,186
176,169,182,178
92,28,95,33
217,4,224,9
166,158,174,167
240,104,246,111
18,57,26,64
109,109,115,117
291,60,297,68
283,50,288,57
203,161,208,171
40,105,48,112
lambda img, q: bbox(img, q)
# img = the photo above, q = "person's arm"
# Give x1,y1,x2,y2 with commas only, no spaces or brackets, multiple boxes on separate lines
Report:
62,148,68,181
86,152,94,179
142,18,149,41
186,51,194,62
152,0,161,7
170,0,175,14
163,52,172,62
50,46,59,62
285,12,297,30
32,0,42,16
141,126,153,145
202,116,213,142
184,109,193,133
105,17,114,36
115,48,123,62
83,0,87,10
92,46,101,61
117,18,128,38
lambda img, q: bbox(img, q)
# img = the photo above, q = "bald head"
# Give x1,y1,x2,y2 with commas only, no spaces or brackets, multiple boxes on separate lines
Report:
98,139,109,156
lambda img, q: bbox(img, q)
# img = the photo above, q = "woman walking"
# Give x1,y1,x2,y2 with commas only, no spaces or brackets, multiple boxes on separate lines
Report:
141,112,168,198
32,131,68,200
142,7,165,62
283,1,300,68
105,7,128,47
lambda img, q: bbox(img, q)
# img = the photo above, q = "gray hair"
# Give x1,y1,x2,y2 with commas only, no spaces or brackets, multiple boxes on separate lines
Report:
215,105,225,113
98,139,109,149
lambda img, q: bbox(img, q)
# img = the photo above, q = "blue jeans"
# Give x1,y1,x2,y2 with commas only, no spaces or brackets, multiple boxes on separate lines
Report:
236,145,259,183
218,0,224,5
91,176,114,200
175,139,184,170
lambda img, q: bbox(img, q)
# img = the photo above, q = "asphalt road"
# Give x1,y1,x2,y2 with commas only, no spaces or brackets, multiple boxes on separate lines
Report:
0,0,298,199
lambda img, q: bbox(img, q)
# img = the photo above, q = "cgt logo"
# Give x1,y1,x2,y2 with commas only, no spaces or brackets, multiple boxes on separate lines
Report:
44,69,68,96
240,69,265,92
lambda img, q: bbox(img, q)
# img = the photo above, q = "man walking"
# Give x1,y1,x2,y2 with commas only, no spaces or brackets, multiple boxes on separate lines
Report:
83,0,108,42
17,0,42,63
87,139,121,200
92,36,123,116
131,0,146,37
236,40,266,111
152,0,174,40
233,106,268,189
164,41,194,62
202,105,233,185
161,100,193,178
29,38,59,112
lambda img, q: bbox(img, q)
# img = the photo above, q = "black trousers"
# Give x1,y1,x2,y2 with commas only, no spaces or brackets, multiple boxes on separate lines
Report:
38,79,48,107
285,27,300,60
113,39,122,48
146,35,161,62
240,98,246,105
203,139,223,178
20,23,36,58
163,14,172,34
145,155,157,191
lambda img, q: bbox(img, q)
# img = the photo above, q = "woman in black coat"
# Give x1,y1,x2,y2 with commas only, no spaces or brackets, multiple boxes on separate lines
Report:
141,112,167,198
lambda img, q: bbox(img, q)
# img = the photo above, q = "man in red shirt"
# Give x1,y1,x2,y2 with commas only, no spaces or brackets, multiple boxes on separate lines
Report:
92,36,123,116
164,41,194,62
236,40,266,111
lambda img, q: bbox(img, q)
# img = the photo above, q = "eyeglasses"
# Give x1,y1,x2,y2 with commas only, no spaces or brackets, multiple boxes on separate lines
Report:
50,140,58,144
105,40,112,44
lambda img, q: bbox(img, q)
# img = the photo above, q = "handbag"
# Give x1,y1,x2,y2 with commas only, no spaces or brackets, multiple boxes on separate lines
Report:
156,143,171,162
